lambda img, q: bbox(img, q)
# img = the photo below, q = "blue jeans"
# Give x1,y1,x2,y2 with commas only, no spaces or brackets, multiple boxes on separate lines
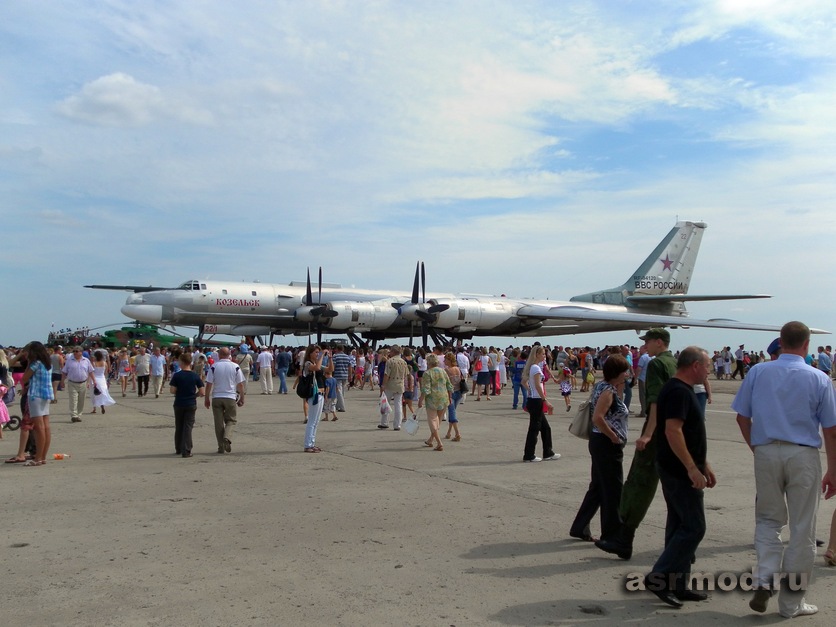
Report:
448,391,462,423
277,367,288,394
512,380,528,409
304,393,323,448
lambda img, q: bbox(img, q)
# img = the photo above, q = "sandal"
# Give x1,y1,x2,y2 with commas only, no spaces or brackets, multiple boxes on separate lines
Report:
424,440,433,447
434,445,443,451
453,435,461,442
22,459,45,467
304,447,319,453
825,549,836,567
5,457,26,464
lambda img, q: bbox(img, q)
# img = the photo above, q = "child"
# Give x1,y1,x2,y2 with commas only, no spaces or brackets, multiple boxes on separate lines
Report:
402,368,416,420
293,373,309,423
557,366,573,412
323,370,338,421
117,349,131,397
168,352,204,458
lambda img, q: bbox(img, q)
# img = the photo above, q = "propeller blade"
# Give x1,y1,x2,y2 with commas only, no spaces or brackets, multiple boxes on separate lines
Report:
391,302,404,310
421,321,428,351
411,262,420,304
318,266,323,306
305,268,313,306
320,310,338,319
428,303,449,315
421,261,426,304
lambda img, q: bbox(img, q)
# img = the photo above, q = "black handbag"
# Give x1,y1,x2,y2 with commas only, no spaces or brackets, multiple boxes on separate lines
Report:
296,373,314,399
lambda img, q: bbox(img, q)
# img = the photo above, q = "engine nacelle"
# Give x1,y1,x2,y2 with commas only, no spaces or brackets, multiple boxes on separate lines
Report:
431,299,518,333
322,301,399,331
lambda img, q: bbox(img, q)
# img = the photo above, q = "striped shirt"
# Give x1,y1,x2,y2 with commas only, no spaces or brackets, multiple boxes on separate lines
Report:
332,353,351,381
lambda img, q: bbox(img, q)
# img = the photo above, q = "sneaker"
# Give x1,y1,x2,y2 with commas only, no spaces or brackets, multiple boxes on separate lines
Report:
223,438,232,453
780,601,818,618
749,588,772,613
393,427,401,431
71,416,82,423
377,425,389,429
543,453,562,461
524,457,542,463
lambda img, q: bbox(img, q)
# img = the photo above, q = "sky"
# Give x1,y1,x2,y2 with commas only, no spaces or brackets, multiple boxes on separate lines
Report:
2,0,835,352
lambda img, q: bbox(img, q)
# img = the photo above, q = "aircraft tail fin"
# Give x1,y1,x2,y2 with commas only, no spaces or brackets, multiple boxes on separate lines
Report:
570,221,706,310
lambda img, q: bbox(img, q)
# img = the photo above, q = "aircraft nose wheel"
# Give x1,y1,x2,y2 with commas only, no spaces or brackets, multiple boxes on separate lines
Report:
2,415,21,431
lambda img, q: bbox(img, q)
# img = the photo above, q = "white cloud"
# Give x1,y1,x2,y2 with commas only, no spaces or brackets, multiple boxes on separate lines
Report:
56,72,212,126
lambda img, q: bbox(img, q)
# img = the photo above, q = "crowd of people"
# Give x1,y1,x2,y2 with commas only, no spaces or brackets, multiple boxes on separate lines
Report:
2,325,836,617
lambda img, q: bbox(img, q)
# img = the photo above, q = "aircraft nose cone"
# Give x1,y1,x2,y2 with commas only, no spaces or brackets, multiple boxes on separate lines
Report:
121,304,164,323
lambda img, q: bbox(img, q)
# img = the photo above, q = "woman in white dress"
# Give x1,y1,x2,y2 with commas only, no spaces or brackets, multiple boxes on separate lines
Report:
89,350,116,414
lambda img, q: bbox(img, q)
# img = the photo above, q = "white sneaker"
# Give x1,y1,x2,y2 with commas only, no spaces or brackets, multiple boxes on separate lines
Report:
543,454,561,461
524,457,542,463
780,602,818,618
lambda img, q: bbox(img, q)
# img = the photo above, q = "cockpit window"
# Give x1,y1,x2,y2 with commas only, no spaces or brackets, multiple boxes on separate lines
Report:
200,284,206,291
177,280,203,291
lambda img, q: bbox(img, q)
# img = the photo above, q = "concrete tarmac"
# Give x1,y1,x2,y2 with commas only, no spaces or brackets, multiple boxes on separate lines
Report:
3,378,836,626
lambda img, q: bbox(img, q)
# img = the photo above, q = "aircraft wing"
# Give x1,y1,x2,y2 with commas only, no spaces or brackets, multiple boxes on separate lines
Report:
85,284,176,293
626,294,770,303
515,304,830,334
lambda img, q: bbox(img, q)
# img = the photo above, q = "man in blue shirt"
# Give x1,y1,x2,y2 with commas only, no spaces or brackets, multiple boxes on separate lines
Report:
275,347,292,394
733,321,836,619
149,347,167,398
817,346,832,377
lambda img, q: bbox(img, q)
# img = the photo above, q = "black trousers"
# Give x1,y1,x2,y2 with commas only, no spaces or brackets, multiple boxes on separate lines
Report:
571,432,624,541
648,466,706,592
523,398,554,460
137,375,150,396
174,405,196,455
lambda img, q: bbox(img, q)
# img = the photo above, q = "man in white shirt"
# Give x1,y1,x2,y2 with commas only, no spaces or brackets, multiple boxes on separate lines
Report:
134,346,151,397
256,347,274,394
61,346,95,422
204,347,246,453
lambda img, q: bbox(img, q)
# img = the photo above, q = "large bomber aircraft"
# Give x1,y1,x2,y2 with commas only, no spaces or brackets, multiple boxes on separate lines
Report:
86,221,811,346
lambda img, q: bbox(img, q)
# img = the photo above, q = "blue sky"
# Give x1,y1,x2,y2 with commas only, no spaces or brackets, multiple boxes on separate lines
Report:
2,0,835,351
